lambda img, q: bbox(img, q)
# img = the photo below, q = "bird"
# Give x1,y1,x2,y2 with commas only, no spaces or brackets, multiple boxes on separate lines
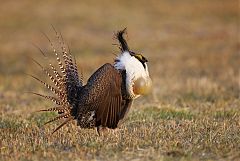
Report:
31,28,152,135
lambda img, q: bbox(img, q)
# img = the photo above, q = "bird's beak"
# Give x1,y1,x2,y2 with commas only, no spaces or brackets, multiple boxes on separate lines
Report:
133,77,152,95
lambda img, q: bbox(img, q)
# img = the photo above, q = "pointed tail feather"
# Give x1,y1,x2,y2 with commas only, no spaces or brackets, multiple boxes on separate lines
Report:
36,106,66,114
32,43,67,92
51,26,82,87
42,31,67,78
28,74,65,103
31,29,85,134
31,58,66,96
52,116,74,134
44,113,71,125
29,92,62,106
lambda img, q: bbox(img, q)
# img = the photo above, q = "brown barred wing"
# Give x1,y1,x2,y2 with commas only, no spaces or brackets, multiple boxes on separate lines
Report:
81,63,123,129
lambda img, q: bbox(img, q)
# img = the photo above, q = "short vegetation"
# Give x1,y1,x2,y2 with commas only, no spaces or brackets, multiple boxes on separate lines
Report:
0,0,239,160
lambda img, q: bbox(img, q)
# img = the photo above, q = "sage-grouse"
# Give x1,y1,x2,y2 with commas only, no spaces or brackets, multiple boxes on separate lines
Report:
32,28,152,135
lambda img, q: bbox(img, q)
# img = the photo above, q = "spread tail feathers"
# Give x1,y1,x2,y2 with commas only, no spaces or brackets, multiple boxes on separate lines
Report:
31,27,83,133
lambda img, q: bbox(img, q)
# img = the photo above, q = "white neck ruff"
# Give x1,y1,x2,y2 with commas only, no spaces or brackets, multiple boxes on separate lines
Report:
114,52,150,98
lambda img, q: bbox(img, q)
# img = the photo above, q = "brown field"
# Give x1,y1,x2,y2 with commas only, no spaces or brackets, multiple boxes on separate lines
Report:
0,0,239,160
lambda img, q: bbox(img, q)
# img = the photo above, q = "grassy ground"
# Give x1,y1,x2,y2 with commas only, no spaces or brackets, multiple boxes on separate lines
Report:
0,0,239,160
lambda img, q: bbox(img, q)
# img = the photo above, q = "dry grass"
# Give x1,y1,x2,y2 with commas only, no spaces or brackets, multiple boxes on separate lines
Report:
0,0,239,160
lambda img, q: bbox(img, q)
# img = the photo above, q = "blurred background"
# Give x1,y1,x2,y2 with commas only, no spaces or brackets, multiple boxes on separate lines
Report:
0,0,239,113
0,1,239,160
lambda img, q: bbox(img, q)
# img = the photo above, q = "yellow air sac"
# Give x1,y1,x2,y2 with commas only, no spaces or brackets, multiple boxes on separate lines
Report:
133,77,152,95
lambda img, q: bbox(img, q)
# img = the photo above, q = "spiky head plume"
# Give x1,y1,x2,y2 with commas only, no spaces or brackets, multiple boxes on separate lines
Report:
116,28,130,52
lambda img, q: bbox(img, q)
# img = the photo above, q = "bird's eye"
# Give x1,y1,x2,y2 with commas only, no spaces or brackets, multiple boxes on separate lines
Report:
134,54,148,63
134,54,143,61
